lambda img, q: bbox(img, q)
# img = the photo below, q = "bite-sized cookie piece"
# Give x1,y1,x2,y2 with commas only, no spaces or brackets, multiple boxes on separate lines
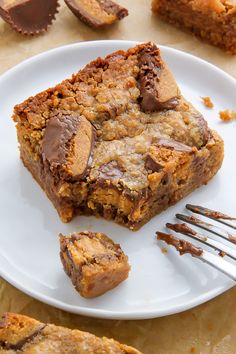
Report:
0,0,59,35
152,0,236,54
13,42,224,230
65,0,128,28
0,313,141,353
60,231,130,298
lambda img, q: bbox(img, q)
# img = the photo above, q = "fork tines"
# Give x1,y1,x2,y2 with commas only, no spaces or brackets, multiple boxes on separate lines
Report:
175,213,236,245
186,204,236,230
166,222,236,260
156,204,236,282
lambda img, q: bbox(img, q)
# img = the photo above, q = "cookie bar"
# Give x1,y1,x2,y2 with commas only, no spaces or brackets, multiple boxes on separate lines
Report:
152,0,236,54
13,42,224,230
0,313,141,353
65,0,128,28
60,231,130,298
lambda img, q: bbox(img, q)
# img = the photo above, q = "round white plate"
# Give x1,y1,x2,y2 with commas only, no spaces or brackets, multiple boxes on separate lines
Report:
0,40,235,320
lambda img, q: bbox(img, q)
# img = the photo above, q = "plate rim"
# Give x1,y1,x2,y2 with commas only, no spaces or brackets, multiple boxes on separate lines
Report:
1,266,233,319
0,40,235,320
1,39,236,84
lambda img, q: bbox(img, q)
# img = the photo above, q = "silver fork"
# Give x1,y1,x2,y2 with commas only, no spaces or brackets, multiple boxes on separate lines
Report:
156,204,236,281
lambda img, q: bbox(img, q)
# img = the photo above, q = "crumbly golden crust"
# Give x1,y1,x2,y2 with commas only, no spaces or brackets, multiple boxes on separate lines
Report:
13,42,224,230
152,0,236,54
0,313,141,353
60,231,130,298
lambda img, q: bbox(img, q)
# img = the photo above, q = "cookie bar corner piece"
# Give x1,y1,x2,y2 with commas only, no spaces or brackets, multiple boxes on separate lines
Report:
0,312,142,353
59,231,130,298
0,312,45,352
151,0,236,54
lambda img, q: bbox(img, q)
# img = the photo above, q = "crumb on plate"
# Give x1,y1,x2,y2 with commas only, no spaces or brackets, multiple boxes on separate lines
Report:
161,247,168,254
219,250,226,257
201,96,214,109
219,110,236,122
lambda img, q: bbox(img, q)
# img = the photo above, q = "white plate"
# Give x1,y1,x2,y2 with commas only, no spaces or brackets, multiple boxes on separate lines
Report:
0,40,235,320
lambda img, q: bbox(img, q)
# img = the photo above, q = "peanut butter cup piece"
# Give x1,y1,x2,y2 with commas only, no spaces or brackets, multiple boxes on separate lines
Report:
64,0,128,28
0,0,59,35
138,43,180,112
145,139,194,173
42,114,95,181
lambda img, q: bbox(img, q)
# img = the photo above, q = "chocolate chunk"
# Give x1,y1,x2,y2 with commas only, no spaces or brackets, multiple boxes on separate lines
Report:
157,231,203,257
64,0,128,28
192,112,211,146
0,0,59,35
145,139,194,173
155,139,194,153
145,154,163,172
138,43,180,112
42,114,95,181
98,160,124,181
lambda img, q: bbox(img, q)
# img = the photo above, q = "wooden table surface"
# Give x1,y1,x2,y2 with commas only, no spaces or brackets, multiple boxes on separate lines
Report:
0,1,235,353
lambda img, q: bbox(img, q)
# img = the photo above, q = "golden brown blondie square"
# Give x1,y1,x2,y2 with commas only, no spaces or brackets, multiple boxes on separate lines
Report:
13,42,224,230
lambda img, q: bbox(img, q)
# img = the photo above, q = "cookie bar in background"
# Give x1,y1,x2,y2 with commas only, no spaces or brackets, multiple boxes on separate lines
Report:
0,312,141,353
152,0,236,54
